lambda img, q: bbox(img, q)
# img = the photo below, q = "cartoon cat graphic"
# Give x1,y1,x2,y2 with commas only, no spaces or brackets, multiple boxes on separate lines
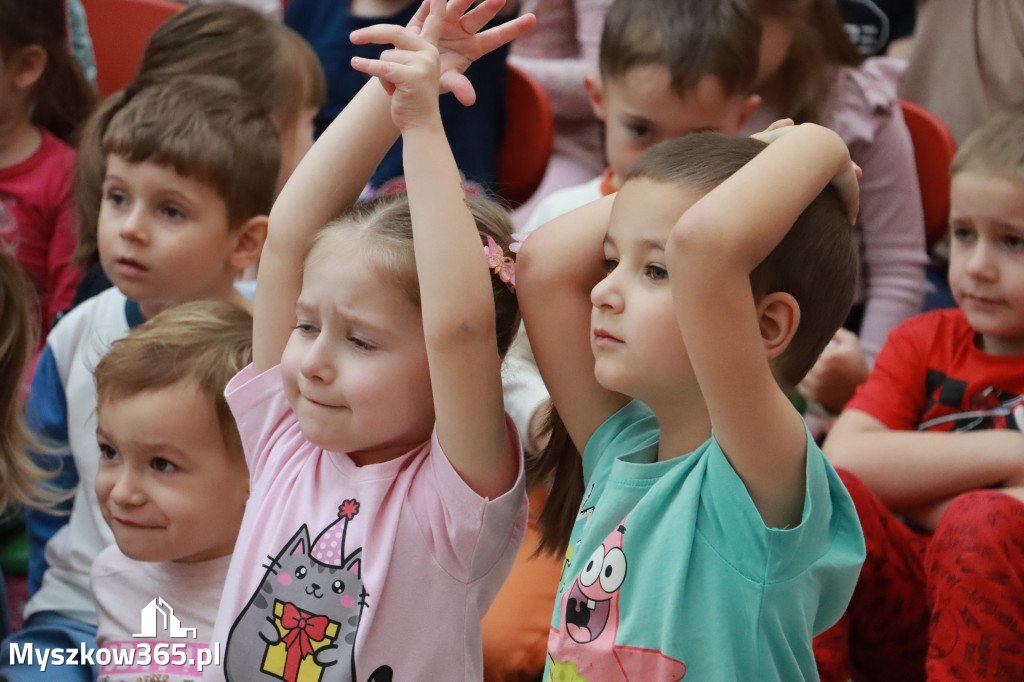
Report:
225,500,392,682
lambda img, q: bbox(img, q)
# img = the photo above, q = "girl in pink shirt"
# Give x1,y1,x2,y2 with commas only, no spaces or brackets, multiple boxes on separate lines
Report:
209,2,535,680
0,0,94,336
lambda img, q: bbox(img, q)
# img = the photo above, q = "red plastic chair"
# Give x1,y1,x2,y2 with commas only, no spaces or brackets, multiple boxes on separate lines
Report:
899,98,958,250
82,0,184,97
496,64,554,208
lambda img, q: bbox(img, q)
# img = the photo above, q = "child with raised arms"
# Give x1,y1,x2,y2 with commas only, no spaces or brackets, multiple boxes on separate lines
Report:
90,300,253,682
515,122,867,679
4,75,278,682
209,1,534,679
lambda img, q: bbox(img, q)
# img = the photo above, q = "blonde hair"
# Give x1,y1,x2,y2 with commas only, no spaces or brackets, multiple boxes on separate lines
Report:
74,1,326,268
951,103,1024,182
309,194,522,358
93,300,254,459
0,253,68,512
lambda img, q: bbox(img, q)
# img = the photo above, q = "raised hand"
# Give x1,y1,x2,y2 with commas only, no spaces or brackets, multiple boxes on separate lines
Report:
351,0,536,106
349,0,445,131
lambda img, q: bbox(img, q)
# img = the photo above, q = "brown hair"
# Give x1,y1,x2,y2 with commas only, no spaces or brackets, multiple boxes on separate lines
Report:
0,0,96,145
0,252,68,512
74,2,326,268
599,0,761,98
94,300,254,459
532,133,858,554
309,194,521,358
752,0,863,124
99,74,280,232
951,102,1024,182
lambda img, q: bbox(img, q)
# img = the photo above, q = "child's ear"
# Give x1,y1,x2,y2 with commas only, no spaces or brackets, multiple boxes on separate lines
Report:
584,74,607,122
738,94,762,131
756,291,800,361
229,215,268,272
12,45,47,92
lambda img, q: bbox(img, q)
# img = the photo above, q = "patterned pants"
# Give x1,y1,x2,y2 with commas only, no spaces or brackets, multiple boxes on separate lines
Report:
814,469,1024,682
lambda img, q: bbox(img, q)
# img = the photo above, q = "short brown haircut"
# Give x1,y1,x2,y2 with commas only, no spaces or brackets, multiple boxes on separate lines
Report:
100,75,279,231
599,0,761,98
951,102,1024,182
627,133,858,388
75,2,326,268
309,194,521,358
94,300,254,458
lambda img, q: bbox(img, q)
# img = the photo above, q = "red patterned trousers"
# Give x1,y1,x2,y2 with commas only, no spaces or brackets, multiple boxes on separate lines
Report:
814,469,1024,682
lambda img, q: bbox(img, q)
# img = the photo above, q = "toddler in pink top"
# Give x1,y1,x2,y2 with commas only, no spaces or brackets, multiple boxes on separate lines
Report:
208,2,535,680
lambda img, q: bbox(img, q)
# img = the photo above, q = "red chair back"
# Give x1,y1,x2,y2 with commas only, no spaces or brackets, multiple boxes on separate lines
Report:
899,98,958,250
496,65,554,208
82,0,184,97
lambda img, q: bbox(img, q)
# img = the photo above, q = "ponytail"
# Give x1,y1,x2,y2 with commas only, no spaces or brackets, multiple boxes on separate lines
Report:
526,407,584,556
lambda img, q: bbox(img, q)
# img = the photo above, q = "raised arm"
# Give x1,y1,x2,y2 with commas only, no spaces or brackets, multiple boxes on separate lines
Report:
667,124,857,528
516,196,629,454
351,0,532,498
253,0,535,374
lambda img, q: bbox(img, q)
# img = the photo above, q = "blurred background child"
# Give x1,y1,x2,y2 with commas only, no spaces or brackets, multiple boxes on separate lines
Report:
508,0,612,226
283,0,522,194
0,252,70,642
816,103,1024,682
71,1,326,306
90,301,252,682
4,75,278,682
744,0,928,420
0,0,95,339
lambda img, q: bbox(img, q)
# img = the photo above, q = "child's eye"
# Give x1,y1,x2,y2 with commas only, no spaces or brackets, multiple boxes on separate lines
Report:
98,443,119,462
348,336,375,351
293,321,319,336
951,225,976,243
161,204,186,220
627,124,651,141
150,457,177,473
1002,234,1024,251
104,189,128,209
645,264,668,281
600,258,619,275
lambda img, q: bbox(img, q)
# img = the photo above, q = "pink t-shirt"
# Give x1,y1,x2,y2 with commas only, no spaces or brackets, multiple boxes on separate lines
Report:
209,364,527,681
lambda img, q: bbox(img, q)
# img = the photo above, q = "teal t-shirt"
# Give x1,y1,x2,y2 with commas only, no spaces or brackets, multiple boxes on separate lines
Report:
544,401,864,681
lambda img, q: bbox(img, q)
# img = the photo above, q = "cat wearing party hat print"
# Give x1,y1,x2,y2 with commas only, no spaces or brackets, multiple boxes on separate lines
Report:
225,500,392,682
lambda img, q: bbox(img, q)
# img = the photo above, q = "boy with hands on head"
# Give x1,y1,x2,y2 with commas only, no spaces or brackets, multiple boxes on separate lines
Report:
516,120,865,680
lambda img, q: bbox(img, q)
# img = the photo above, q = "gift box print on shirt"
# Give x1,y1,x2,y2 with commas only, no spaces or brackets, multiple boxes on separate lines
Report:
225,500,393,682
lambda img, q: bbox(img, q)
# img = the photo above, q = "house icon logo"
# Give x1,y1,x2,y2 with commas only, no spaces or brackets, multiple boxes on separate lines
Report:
132,597,197,639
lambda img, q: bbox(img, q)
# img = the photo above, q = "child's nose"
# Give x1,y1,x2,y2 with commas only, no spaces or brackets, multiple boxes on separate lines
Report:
591,272,623,311
300,338,337,384
118,206,149,244
965,242,997,279
109,469,146,507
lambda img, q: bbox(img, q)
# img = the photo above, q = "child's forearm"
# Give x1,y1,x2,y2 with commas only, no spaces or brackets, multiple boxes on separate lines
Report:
825,423,1024,510
253,80,399,373
674,124,851,273
402,121,496,346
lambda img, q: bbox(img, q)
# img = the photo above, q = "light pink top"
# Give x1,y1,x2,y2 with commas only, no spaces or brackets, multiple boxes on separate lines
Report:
92,547,230,681
208,364,527,681
744,57,928,361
